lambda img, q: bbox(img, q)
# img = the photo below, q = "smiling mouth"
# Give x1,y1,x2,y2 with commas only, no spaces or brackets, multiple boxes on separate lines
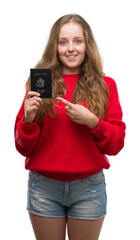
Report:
66,55,77,59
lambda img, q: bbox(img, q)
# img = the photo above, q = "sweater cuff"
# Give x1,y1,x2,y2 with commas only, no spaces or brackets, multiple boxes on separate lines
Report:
18,117,39,134
90,118,107,140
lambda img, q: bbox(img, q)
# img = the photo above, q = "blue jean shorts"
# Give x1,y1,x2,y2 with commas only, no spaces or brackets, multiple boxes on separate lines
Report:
27,170,107,220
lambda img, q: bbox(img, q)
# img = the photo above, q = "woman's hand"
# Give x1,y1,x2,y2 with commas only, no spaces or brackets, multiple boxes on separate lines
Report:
57,97,99,130
24,91,42,124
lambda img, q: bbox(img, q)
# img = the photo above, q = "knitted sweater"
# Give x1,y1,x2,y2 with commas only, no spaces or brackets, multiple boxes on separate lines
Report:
14,74,126,181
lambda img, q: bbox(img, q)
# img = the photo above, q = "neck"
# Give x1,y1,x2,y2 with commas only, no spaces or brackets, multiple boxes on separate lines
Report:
62,67,80,75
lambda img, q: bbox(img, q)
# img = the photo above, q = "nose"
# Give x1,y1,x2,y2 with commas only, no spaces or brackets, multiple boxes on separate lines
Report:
67,42,74,52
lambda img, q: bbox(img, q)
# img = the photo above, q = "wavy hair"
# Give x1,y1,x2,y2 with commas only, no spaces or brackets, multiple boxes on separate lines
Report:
25,14,109,121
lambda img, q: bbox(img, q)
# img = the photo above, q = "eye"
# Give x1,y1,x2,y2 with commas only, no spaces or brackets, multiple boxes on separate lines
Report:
76,39,82,44
59,41,67,45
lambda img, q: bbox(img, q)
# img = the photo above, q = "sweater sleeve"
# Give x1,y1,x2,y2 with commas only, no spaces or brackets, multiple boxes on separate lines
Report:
14,93,41,157
90,77,126,156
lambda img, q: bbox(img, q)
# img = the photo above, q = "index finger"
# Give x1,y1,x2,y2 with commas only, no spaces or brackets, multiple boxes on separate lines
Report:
56,97,74,108
26,91,41,99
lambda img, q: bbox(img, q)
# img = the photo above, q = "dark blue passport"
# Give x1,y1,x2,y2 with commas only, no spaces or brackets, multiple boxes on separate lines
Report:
30,68,52,98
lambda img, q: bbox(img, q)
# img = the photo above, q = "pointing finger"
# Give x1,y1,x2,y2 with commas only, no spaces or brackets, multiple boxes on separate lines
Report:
56,97,74,108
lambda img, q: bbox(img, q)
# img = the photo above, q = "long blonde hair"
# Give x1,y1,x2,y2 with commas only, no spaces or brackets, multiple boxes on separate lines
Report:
26,14,109,121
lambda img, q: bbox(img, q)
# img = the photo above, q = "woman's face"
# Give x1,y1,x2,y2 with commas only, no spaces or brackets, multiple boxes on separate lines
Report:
57,22,86,74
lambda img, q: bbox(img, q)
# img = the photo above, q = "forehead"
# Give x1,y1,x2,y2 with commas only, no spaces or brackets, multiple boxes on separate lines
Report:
58,22,84,38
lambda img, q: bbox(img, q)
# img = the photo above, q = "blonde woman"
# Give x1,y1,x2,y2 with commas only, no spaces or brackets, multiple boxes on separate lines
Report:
14,14,126,240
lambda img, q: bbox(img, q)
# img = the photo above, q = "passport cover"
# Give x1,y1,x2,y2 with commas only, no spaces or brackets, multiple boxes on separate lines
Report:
30,68,52,98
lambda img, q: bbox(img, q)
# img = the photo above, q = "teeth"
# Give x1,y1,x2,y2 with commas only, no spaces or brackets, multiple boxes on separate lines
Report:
67,55,76,58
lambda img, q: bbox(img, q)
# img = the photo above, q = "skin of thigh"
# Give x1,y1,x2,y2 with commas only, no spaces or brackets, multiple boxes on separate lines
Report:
29,212,67,240
67,216,105,240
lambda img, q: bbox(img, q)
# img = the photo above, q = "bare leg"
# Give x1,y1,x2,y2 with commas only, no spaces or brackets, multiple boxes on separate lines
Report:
29,212,67,240
67,216,105,240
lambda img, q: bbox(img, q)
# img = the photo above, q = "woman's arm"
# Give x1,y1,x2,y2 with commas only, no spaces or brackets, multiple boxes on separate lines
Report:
57,77,126,156
14,92,42,157
90,77,126,155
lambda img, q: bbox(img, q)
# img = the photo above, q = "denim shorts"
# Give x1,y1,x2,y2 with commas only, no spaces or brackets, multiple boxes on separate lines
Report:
27,170,107,220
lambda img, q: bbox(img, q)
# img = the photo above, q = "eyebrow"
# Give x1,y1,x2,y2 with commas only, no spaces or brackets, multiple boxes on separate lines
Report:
58,36,84,40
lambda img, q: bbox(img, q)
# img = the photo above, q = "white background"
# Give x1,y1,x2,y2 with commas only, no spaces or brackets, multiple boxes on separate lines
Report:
0,0,140,239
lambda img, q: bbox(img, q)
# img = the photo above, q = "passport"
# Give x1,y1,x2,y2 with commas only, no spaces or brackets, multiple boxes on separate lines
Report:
30,68,52,98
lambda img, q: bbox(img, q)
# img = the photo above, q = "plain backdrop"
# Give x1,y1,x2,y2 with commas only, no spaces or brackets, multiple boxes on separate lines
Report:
0,0,140,239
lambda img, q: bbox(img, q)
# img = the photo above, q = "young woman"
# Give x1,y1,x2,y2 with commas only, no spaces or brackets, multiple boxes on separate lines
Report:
14,14,126,240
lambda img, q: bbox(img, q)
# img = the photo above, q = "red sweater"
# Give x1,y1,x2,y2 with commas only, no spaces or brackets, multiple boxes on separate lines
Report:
14,74,126,181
